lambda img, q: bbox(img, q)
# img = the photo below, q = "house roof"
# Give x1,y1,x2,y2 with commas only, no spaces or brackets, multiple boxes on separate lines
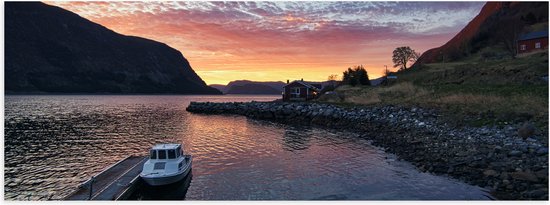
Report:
283,80,321,91
519,31,548,41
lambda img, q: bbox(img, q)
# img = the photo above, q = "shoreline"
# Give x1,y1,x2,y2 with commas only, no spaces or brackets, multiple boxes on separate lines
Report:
186,101,548,200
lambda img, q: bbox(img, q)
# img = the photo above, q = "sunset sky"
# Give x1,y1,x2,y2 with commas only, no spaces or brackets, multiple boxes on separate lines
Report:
48,1,485,85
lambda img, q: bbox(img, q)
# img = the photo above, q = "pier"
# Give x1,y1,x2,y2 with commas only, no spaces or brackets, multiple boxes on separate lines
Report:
64,155,147,200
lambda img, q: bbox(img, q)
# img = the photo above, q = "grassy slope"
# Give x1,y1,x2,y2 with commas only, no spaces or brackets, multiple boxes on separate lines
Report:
318,50,548,128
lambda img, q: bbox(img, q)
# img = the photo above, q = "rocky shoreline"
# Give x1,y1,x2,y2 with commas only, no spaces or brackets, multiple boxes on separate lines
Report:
186,101,548,200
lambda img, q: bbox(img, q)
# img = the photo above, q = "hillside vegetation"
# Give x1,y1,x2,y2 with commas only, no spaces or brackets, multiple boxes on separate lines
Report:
318,2,548,129
319,51,548,129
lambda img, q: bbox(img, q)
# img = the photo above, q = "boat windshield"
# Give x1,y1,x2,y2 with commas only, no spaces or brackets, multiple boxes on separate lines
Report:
167,149,176,159
150,150,157,159
176,147,182,157
158,150,167,159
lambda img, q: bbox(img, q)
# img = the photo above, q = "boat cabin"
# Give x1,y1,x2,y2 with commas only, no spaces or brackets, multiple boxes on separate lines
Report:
149,144,183,160
141,143,192,186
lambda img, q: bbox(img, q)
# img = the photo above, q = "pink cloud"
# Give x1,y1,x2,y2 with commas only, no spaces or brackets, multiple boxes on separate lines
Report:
46,1,483,84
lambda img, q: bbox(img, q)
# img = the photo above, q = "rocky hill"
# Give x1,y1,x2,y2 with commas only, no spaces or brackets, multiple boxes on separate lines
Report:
416,2,548,65
5,2,220,94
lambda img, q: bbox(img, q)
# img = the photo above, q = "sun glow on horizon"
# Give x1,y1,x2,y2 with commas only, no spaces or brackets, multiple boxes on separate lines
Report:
47,1,484,85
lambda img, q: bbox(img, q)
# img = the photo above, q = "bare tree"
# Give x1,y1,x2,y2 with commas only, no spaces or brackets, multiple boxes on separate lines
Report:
392,46,420,70
496,17,525,58
327,74,338,87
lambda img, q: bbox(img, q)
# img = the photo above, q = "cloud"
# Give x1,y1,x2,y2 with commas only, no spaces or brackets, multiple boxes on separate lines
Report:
46,1,484,84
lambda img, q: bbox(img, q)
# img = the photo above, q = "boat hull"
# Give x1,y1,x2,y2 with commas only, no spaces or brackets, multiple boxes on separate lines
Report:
141,156,192,186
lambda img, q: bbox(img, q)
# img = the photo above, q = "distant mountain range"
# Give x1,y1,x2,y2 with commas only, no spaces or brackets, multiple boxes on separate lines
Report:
211,78,386,94
415,2,548,65
210,80,286,94
5,2,220,94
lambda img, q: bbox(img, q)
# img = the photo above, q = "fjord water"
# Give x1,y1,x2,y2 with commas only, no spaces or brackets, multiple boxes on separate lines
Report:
4,95,491,200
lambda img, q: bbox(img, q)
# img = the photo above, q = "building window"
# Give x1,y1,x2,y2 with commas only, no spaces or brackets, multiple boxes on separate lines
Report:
291,87,300,97
520,44,527,51
535,42,541,49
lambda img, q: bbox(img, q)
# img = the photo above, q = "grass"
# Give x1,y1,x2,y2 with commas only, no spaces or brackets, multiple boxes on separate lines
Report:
319,50,548,127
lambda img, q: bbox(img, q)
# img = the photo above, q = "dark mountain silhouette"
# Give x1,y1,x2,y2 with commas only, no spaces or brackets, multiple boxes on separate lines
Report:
5,2,220,94
209,84,227,93
226,84,281,94
210,80,286,94
415,2,548,65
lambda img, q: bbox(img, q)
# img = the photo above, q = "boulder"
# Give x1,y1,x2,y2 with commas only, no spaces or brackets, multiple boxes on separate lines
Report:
518,123,536,140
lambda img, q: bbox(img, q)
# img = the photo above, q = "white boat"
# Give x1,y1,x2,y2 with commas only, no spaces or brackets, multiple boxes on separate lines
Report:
140,143,192,186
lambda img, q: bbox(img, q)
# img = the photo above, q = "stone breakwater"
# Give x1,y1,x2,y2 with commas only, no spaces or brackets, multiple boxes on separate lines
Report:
186,101,548,200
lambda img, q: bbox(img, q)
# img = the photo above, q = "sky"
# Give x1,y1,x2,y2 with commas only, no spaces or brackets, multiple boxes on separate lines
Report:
47,1,485,85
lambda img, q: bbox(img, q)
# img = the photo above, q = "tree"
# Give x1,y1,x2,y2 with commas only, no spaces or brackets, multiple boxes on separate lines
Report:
392,46,420,70
327,74,338,87
342,65,370,86
495,17,525,58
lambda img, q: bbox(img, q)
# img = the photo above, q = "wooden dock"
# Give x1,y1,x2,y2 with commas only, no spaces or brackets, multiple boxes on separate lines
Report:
64,155,147,200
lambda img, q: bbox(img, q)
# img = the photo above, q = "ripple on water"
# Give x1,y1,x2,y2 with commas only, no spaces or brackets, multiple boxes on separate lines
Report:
5,95,491,200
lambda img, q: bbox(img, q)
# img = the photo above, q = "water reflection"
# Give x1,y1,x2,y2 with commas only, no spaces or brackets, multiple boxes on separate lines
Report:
130,170,193,200
5,95,492,200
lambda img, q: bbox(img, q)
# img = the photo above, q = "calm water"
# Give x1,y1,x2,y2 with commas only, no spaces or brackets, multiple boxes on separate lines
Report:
4,95,491,200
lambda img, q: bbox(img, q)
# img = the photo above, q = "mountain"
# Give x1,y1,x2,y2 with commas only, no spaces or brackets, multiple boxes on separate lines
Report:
415,2,548,65
210,80,286,94
5,2,221,94
226,84,281,94
208,84,227,93
212,79,386,94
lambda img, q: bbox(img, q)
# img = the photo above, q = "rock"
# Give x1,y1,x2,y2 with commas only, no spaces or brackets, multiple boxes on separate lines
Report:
518,123,536,140
483,169,498,177
322,109,334,117
508,150,522,157
536,147,548,156
282,108,292,115
509,171,539,182
447,166,454,174
500,172,509,180
534,169,548,179
494,146,503,153
527,189,547,198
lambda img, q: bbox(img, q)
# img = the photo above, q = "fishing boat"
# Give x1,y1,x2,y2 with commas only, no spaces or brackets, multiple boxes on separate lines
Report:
140,143,192,186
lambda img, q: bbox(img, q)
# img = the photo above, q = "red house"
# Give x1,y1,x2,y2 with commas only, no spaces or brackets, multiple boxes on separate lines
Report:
517,31,548,54
282,80,322,101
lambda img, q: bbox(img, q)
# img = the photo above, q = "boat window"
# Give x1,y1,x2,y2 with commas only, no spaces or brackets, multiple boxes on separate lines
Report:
176,147,181,158
150,150,157,159
167,149,176,159
158,150,167,159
